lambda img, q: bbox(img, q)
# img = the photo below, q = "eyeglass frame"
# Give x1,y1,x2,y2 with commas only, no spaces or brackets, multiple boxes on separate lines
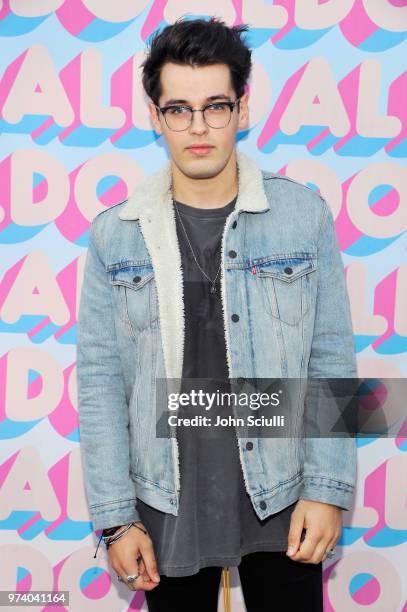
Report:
154,98,241,131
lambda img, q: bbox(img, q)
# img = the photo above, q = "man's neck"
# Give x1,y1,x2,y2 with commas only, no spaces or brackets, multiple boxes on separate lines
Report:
170,149,238,209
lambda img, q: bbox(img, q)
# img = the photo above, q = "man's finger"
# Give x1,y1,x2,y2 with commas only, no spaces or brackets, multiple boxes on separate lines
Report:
290,529,321,562
140,543,160,583
310,539,331,564
116,562,144,591
286,517,305,557
137,556,150,582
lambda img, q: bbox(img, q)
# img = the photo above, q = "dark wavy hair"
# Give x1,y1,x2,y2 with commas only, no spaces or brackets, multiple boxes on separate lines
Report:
140,16,252,106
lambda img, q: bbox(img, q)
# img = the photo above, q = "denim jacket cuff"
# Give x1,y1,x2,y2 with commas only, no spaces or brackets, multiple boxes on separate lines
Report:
299,476,355,511
90,499,141,531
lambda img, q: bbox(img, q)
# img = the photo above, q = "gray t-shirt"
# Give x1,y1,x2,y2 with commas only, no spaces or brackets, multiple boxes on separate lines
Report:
136,196,296,577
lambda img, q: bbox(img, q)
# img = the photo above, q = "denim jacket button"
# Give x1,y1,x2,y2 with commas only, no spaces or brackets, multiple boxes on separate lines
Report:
228,250,237,258
260,500,267,510
284,266,293,275
246,441,253,450
232,221,237,229
133,275,141,283
231,314,239,322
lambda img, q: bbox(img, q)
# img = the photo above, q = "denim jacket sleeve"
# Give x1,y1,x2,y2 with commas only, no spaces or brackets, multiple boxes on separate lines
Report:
300,198,358,511
76,215,141,530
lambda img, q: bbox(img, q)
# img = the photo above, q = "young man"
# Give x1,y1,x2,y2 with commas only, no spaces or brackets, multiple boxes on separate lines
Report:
77,17,358,612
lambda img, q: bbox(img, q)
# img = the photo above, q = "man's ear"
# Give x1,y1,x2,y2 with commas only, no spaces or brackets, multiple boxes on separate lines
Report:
148,102,163,135
237,92,249,131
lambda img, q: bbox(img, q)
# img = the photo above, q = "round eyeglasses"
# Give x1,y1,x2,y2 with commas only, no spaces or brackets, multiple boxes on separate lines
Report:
154,99,241,132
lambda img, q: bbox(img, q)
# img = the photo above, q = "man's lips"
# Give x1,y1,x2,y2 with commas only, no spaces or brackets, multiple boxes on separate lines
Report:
186,145,215,155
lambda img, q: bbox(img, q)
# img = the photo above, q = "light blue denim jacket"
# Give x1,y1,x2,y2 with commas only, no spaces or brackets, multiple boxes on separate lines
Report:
76,150,358,531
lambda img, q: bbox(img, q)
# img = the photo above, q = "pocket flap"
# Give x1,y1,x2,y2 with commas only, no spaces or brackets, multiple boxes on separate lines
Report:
256,256,316,283
108,264,155,290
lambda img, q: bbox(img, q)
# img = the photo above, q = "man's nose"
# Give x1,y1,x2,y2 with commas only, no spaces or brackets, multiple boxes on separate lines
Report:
189,110,208,134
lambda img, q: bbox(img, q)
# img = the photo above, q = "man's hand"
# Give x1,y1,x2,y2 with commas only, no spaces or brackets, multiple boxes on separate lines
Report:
108,522,161,591
286,499,342,564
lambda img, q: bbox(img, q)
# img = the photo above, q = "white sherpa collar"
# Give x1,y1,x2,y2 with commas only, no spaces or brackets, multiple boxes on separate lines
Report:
118,149,270,221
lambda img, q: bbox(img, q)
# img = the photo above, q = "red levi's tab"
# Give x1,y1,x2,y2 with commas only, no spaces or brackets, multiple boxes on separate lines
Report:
251,266,257,275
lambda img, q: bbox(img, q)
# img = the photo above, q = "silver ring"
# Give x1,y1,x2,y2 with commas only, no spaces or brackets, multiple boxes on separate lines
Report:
126,574,139,583
326,549,335,558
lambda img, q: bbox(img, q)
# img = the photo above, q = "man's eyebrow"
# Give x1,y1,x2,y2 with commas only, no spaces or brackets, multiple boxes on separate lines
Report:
161,94,232,106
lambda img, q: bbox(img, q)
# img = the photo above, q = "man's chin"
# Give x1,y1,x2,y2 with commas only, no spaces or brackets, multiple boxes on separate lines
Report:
176,157,228,180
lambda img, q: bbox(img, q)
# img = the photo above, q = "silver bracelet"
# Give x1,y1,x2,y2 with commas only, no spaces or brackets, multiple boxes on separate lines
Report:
104,523,133,547
94,522,148,558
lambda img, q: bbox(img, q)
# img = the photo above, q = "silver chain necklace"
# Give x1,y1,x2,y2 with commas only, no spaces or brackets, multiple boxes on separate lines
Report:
173,199,222,296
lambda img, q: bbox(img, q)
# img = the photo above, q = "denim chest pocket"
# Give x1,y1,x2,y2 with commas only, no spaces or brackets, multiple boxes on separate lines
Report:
255,255,317,326
108,262,159,336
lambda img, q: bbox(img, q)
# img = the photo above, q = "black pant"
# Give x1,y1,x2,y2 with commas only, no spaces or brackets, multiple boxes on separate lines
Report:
144,551,323,612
